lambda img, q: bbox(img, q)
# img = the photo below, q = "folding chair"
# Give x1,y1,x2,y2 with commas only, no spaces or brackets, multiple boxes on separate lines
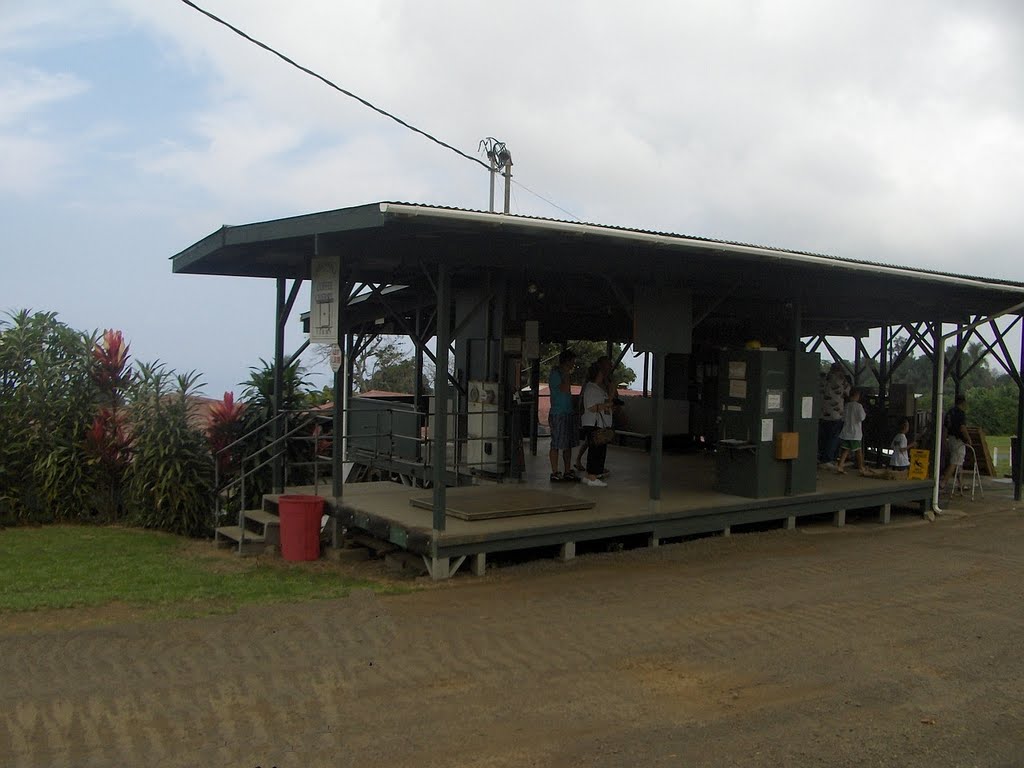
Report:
953,444,983,501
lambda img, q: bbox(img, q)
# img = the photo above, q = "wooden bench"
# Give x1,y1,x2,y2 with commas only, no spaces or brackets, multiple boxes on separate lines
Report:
614,430,652,450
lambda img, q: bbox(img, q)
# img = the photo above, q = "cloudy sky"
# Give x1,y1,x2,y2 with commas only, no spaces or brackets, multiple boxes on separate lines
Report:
3,0,1022,394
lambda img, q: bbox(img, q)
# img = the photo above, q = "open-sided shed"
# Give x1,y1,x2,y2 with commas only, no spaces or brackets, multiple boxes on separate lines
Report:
174,202,1024,576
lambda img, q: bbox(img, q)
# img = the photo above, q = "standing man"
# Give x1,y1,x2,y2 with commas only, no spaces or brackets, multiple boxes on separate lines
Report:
818,362,851,465
548,349,578,481
941,394,970,496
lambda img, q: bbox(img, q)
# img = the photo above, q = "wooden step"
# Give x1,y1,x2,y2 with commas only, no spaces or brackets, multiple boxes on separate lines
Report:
214,526,266,544
964,427,994,476
243,509,280,527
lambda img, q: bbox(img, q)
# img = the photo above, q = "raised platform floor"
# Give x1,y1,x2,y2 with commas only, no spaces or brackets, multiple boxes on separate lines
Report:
288,443,934,576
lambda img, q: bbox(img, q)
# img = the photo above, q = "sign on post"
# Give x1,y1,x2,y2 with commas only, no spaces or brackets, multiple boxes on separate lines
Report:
328,343,343,373
310,257,340,344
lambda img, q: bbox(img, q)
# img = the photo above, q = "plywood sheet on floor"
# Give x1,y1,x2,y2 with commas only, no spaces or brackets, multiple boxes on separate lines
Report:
409,486,596,520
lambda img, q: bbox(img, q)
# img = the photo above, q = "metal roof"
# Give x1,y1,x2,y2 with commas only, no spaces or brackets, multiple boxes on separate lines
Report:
172,201,1024,339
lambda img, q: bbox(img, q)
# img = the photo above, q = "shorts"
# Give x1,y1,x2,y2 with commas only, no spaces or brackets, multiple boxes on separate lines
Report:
549,412,578,450
947,437,966,467
840,439,861,452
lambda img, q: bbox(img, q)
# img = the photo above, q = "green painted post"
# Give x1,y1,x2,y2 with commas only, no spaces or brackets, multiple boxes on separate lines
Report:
1016,329,1023,502
432,262,451,536
649,351,665,509
272,277,285,493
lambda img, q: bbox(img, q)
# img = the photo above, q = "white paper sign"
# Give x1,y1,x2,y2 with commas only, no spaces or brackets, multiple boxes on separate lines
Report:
801,396,814,419
765,391,783,412
761,418,774,442
728,361,746,380
729,379,747,399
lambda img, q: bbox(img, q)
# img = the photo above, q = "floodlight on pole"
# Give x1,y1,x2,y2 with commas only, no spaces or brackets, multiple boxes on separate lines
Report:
479,137,513,214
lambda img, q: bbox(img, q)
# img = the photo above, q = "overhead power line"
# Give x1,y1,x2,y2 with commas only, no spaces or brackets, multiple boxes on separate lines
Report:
512,180,580,221
178,0,489,171
178,0,579,221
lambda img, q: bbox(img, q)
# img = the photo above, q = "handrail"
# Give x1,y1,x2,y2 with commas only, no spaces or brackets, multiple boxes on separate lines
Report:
214,400,524,539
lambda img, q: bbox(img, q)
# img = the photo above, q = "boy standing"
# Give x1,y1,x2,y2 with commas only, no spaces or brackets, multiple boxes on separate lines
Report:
890,418,915,476
835,388,867,475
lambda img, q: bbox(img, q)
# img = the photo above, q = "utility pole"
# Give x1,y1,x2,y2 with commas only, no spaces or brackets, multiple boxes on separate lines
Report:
479,137,513,213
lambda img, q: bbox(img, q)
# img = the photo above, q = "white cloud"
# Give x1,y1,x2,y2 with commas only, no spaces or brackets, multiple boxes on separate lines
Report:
5,0,1024,391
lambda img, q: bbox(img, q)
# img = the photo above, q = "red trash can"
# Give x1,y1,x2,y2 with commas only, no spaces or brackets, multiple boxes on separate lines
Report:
277,495,324,561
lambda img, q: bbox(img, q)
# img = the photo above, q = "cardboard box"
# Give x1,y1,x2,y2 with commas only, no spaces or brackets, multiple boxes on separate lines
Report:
774,432,799,460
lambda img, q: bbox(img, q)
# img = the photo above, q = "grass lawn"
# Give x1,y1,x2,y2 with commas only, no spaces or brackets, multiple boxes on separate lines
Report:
0,525,403,615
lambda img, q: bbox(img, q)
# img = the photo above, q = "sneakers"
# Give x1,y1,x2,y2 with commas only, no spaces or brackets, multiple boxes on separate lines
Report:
549,472,563,482
584,477,607,487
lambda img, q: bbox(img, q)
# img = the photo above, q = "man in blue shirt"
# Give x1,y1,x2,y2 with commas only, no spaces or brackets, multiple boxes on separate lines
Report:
548,349,578,481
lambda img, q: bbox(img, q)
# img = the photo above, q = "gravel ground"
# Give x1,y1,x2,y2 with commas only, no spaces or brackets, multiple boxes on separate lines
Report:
2,488,1023,767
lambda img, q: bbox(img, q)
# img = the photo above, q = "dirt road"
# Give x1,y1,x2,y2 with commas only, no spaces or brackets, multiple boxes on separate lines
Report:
3,494,1023,767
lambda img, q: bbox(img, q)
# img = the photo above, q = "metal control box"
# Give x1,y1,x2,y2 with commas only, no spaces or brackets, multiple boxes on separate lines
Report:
466,381,504,475
715,350,819,498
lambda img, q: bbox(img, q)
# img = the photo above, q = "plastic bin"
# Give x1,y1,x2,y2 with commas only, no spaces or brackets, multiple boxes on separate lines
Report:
278,495,324,562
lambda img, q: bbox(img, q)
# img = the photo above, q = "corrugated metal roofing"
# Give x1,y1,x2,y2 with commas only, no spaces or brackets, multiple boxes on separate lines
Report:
379,201,1024,289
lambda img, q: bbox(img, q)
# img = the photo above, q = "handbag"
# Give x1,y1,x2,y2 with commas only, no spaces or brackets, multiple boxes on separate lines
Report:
591,410,615,446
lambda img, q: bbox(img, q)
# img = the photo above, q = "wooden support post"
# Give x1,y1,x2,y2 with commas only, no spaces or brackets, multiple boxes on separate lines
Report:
648,533,659,548
879,503,891,525
785,516,796,530
559,541,576,561
723,526,732,537
834,508,847,527
471,552,486,576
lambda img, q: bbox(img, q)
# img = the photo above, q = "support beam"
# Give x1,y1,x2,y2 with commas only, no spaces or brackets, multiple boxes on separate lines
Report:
876,501,892,528
833,508,846,527
559,541,576,561
1017,327,1024,502
431,262,451,536
471,552,486,576
785,516,796,530
931,322,946,514
787,301,801,495
272,278,286,493
649,351,666,513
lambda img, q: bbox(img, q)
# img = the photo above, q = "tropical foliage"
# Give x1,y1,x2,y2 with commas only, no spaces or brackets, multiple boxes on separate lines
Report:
126,365,214,537
0,310,100,523
0,310,219,536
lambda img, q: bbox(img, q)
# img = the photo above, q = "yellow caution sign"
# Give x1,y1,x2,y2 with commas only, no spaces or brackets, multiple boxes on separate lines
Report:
908,449,930,480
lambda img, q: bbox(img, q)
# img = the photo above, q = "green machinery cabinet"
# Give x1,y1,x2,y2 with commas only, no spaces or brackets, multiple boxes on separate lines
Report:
714,350,819,498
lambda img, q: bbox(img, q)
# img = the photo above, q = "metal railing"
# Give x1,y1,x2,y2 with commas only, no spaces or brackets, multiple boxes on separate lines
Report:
213,409,333,550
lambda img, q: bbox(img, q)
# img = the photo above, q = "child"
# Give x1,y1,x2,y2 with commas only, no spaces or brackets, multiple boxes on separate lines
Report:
835,388,867,475
889,418,915,476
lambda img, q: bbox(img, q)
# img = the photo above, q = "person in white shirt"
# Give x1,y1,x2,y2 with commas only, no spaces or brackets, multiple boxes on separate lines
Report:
889,418,915,475
580,362,613,487
835,388,867,475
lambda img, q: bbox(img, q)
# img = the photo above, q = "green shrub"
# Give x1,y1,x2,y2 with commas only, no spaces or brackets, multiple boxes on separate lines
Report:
0,310,101,524
126,364,214,537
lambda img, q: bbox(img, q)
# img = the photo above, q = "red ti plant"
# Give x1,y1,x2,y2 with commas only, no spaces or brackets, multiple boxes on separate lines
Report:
85,407,133,474
86,329,134,519
207,391,246,475
92,329,133,394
